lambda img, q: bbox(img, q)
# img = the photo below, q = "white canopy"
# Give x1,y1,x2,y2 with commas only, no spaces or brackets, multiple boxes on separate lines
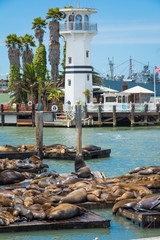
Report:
121,86,154,94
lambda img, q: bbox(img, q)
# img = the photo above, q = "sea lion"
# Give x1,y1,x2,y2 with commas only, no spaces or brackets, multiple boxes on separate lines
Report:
60,188,87,204
29,204,46,220
14,205,33,221
87,194,101,202
112,198,141,215
0,145,19,152
77,166,91,178
0,170,26,185
24,197,34,207
46,203,84,220
82,145,101,151
116,191,135,201
135,196,160,212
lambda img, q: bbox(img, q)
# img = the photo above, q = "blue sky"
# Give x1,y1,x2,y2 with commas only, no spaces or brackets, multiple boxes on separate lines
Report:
0,0,160,78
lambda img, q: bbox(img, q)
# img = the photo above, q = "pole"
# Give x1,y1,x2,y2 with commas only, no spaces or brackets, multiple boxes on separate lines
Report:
75,105,86,173
77,0,79,8
154,65,156,104
76,105,82,158
36,111,43,159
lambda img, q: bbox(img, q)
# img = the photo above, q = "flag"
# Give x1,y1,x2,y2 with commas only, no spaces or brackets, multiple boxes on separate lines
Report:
155,66,160,73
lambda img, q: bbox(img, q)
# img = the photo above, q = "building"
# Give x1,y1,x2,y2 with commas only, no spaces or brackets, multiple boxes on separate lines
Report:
60,6,97,105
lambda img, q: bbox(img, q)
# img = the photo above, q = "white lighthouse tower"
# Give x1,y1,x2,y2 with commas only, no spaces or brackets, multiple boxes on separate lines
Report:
60,2,97,106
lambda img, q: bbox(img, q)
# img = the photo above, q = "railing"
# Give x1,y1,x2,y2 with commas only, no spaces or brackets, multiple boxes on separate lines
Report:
60,22,97,33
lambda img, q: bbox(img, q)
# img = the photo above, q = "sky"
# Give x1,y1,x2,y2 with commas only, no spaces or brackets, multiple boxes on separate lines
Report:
1,0,160,79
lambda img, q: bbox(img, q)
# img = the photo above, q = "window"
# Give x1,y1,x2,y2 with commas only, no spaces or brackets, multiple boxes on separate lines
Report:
75,15,82,30
84,15,89,22
69,15,74,30
87,74,90,81
68,57,72,64
86,50,89,58
68,80,71,86
84,15,89,30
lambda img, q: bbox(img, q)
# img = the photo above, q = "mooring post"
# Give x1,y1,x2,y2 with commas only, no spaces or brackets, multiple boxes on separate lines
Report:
1,104,4,126
131,103,135,127
76,105,82,158
75,105,86,172
16,104,19,112
144,103,148,125
98,105,102,126
156,103,160,124
84,103,87,119
113,105,117,127
32,104,35,127
36,111,43,159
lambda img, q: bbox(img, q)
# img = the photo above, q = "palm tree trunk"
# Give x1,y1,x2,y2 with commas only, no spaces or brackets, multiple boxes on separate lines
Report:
49,21,60,88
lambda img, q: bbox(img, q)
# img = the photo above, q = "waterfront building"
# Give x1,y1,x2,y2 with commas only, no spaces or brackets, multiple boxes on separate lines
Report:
60,5,97,105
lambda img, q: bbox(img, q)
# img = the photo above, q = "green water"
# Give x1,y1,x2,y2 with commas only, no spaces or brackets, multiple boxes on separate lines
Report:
0,93,10,103
0,126,160,239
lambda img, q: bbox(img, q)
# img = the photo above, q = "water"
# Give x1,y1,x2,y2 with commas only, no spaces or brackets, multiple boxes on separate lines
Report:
0,126,160,239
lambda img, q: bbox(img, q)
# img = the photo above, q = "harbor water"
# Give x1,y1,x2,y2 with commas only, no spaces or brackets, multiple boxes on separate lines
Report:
0,126,160,239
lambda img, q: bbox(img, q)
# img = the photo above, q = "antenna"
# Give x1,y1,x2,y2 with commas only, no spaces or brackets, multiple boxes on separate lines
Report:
77,0,79,8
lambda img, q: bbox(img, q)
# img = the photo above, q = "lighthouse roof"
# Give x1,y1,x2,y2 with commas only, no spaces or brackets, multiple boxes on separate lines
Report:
60,8,97,14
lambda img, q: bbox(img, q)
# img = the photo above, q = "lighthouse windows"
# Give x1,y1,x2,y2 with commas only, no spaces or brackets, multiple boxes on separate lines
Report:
87,74,90,81
76,15,82,30
68,57,72,64
86,50,89,58
84,15,89,30
68,80,71,86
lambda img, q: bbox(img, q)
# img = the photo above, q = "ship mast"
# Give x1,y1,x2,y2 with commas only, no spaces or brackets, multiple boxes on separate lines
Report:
129,56,132,79
77,0,79,8
108,57,114,80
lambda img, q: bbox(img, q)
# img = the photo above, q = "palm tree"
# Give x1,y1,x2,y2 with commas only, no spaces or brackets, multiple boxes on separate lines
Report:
48,88,64,105
5,34,22,68
46,8,65,88
20,34,36,70
32,17,47,46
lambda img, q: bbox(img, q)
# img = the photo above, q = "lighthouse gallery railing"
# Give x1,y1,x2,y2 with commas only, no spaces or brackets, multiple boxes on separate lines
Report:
60,22,97,33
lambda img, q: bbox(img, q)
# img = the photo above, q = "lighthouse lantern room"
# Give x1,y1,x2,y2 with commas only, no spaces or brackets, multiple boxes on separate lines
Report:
60,4,97,106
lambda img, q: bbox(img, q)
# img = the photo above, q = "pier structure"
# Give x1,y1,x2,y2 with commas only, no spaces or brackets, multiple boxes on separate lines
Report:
0,102,160,127
59,6,97,105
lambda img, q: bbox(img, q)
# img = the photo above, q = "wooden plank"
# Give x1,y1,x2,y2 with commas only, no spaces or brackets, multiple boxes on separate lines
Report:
118,208,160,228
0,211,110,233
43,149,111,160
0,151,36,160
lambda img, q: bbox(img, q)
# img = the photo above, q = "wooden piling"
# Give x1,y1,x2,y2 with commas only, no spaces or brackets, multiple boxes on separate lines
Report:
16,104,19,112
144,103,148,125
36,111,43,159
84,103,87,119
32,104,35,127
98,105,102,126
1,104,4,126
131,103,135,127
75,105,86,172
156,104,160,124
113,105,117,127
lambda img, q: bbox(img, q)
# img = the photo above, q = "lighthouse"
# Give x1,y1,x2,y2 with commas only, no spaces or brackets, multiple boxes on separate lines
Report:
60,3,97,106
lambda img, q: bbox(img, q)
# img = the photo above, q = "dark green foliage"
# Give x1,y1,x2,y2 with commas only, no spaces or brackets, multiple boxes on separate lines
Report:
32,17,47,30
33,44,47,85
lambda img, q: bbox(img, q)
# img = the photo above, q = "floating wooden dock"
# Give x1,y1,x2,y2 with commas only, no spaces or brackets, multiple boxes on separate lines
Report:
43,149,111,160
0,151,36,160
118,208,160,228
0,210,110,233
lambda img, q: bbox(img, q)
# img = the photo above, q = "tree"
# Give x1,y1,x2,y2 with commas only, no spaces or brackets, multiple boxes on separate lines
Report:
83,89,91,103
5,34,22,69
32,17,47,46
20,34,36,70
48,88,64,104
22,63,38,103
46,7,65,88
33,44,47,103
92,68,103,85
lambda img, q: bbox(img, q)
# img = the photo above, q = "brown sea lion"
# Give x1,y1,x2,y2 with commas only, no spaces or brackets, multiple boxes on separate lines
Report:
112,198,141,215
60,188,87,204
77,166,91,178
29,204,46,220
116,191,135,201
87,194,101,202
0,144,19,152
24,197,34,207
14,205,33,221
82,145,101,151
0,170,26,185
0,211,15,225
46,203,84,220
